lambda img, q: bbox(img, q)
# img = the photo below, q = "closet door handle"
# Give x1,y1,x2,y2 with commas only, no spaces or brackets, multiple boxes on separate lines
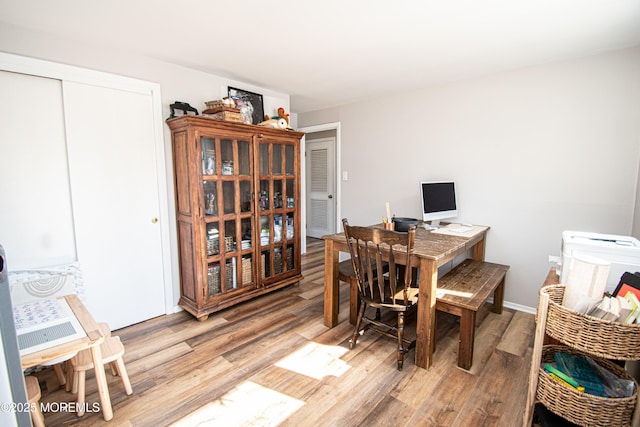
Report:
151,218,158,224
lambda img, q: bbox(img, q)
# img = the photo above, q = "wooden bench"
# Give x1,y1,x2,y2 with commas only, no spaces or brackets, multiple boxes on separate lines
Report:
436,259,509,369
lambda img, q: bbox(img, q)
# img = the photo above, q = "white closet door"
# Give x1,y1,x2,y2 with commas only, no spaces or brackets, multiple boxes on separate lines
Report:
306,138,336,238
0,71,76,268
63,81,165,330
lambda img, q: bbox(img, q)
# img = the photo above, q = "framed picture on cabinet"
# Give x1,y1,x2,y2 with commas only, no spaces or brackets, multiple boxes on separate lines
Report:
228,86,264,125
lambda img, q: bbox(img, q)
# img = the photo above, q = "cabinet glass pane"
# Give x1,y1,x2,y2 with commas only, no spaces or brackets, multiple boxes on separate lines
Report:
241,217,252,250
259,144,269,175
223,257,237,291
223,181,235,214
273,144,282,175
240,181,251,213
224,220,236,253
274,214,283,243
206,222,220,256
259,180,270,211
286,213,294,240
202,137,216,176
285,145,294,176
261,250,271,279
274,247,283,275
285,179,294,208
260,215,270,246
241,255,253,285
221,139,234,175
273,180,283,209
238,140,250,176
208,262,221,296
285,244,295,272
204,181,218,216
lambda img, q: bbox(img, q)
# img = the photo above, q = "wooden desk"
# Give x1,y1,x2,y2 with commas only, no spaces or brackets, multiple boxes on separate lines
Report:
20,295,113,421
322,224,489,369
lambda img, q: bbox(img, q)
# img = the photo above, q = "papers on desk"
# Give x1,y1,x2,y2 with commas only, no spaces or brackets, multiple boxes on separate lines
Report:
14,298,87,356
431,224,484,238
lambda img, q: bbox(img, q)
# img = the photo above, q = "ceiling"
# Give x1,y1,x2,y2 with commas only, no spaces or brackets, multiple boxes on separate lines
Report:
2,1,640,113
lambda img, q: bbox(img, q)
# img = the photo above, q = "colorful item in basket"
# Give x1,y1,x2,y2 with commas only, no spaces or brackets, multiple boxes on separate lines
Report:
554,353,605,396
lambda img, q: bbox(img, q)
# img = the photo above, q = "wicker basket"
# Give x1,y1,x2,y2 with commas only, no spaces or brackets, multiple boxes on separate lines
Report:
541,285,640,360
274,250,282,275
207,264,221,296
207,238,219,256
242,257,252,285
537,344,638,426
204,100,226,109
224,236,234,252
286,246,294,271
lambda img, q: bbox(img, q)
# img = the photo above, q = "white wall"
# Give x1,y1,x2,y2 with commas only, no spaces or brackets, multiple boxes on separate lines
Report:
0,23,291,310
299,47,640,310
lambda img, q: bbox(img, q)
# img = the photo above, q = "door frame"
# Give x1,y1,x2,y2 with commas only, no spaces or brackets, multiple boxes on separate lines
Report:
298,122,341,253
0,52,174,315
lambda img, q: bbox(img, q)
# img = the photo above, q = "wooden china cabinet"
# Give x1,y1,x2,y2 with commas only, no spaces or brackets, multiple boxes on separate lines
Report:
166,115,304,320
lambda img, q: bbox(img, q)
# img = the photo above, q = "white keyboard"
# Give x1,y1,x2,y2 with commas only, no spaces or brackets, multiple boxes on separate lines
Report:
449,225,473,233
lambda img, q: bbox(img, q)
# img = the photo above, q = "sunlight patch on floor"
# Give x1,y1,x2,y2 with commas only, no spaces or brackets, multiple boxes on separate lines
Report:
275,341,350,380
436,289,473,299
170,381,304,427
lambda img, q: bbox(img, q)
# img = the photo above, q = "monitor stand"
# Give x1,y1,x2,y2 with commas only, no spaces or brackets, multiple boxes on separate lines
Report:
423,220,440,230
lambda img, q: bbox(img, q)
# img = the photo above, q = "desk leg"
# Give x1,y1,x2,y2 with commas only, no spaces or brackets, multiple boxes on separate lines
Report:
472,236,486,261
90,344,113,421
323,239,339,328
415,258,437,369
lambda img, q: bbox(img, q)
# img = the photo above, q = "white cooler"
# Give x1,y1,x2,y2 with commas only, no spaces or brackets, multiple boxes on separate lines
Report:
561,231,640,293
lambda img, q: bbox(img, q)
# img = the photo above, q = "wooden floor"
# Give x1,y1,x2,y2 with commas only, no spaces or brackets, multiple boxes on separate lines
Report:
36,238,536,426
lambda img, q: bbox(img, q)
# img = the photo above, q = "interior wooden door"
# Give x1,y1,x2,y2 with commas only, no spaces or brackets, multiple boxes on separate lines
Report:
62,81,165,330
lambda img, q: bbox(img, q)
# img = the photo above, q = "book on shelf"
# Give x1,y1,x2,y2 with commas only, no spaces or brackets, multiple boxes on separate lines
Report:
618,292,640,324
587,294,619,321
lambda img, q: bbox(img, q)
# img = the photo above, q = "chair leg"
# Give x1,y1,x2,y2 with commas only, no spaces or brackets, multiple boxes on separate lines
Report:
397,312,405,371
114,357,133,395
53,363,66,386
76,370,86,416
348,278,359,325
350,302,367,349
65,360,74,392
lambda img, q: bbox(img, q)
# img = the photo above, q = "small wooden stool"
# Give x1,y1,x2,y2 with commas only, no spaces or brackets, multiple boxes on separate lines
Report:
64,322,111,391
70,336,132,416
24,376,45,427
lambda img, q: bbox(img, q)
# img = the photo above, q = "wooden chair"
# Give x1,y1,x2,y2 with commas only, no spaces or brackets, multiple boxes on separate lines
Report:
24,375,45,427
343,218,417,370
70,336,132,416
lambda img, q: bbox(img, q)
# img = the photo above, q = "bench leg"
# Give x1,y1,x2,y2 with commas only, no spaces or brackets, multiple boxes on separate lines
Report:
492,277,505,314
458,309,476,370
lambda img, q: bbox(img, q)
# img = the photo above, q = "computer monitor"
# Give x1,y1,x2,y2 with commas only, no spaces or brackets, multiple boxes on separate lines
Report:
420,181,458,227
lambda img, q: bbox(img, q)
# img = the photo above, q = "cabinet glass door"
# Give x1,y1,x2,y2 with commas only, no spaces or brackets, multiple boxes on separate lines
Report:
202,135,254,298
257,139,298,284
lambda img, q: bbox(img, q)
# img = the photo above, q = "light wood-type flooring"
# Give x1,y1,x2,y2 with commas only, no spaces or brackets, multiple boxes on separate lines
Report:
35,238,536,426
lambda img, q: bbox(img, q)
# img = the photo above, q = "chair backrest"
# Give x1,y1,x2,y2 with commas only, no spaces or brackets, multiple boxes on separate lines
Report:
342,218,416,307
